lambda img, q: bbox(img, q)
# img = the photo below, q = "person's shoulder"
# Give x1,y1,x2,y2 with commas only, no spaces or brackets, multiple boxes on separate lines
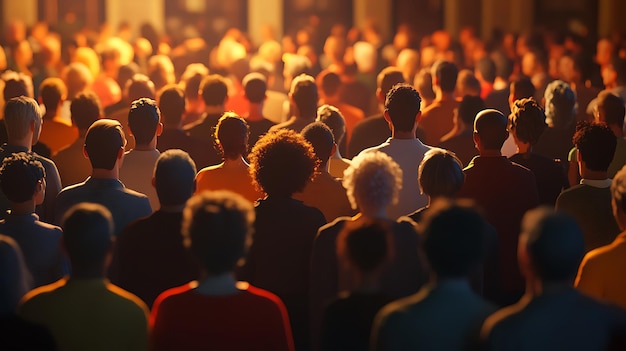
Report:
481,295,531,341
33,219,63,235
242,282,286,307
19,278,68,309
106,283,149,316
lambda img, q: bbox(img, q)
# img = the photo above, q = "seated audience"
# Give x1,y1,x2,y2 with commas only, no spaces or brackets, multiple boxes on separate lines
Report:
119,98,162,210
311,151,426,350
54,119,152,236
295,122,354,222
321,222,392,351
150,191,294,351
110,150,199,306
19,203,149,351
195,112,263,203
238,129,326,350
556,122,620,252
508,98,568,205
481,208,626,351
0,152,65,288
53,92,101,187
373,202,496,350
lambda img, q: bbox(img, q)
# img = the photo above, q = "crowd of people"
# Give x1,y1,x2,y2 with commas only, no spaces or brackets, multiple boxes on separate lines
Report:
2,14,626,351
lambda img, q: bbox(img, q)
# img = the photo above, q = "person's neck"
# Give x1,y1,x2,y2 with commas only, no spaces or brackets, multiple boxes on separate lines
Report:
352,271,381,294
204,105,224,116
9,201,36,215
435,89,455,102
358,207,388,220
392,128,417,140
246,103,265,122
516,141,531,154
133,143,156,151
581,169,608,181
195,272,239,296
296,112,317,121
331,148,344,160
71,266,106,280
479,149,502,157
223,156,249,167
7,137,33,151
90,168,119,180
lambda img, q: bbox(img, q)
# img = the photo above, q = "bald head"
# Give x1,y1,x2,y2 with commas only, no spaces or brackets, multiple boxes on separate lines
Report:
474,109,508,151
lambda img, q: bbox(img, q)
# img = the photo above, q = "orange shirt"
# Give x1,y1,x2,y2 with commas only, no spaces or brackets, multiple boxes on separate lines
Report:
195,160,263,203
39,117,79,156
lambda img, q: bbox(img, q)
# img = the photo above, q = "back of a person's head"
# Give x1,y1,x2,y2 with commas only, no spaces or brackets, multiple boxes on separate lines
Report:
3,72,33,101
544,80,576,128
179,64,209,101
183,191,254,276
215,112,249,160
476,57,496,83
154,149,197,207
4,96,41,141
38,77,66,114
84,119,125,170
61,62,93,100
125,74,156,102
157,84,185,126
317,104,346,145
432,60,459,93
147,55,175,91
338,222,389,273
385,83,422,132
343,151,402,212
458,95,485,126
414,68,435,101
200,74,228,107
509,98,547,145
318,71,342,97
70,92,101,131
492,51,514,80
377,67,405,96
62,203,113,272
249,129,318,197
474,109,508,150
290,74,318,117
510,76,536,101
573,121,616,172
422,201,486,278
242,72,267,104
456,70,481,97
128,98,160,146
301,121,335,164
117,63,140,93
521,207,584,283
596,91,625,128
0,152,44,203
419,149,464,198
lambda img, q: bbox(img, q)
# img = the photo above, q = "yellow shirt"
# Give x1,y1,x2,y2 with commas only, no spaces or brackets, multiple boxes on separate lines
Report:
576,231,626,309
18,277,149,351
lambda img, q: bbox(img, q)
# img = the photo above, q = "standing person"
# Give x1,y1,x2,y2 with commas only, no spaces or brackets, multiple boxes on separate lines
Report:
119,98,163,210
242,72,275,151
359,83,432,219
0,96,61,223
457,109,539,305
270,74,319,133
150,191,294,351
54,119,152,236
481,208,626,351
195,112,263,203
19,203,149,351
419,60,459,145
238,129,326,351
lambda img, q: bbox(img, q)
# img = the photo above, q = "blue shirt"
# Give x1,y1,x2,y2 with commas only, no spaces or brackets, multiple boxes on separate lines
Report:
55,177,152,236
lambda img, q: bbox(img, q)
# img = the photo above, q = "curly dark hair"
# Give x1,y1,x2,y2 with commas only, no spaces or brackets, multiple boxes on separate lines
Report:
509,98,547,145
573,121,616,172
0,152,45,203
385,83,422,132
248,129,319,197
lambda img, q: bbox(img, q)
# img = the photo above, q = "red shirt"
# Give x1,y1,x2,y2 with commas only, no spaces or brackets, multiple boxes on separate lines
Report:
150,282,294,351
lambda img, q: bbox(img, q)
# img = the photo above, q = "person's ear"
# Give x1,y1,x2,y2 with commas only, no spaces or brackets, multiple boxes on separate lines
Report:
472,131,480,149
151,176,156,189
83,145,89,159
117,146,125,160
156,122,163,137
415,111,422,124
383,109,391,123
